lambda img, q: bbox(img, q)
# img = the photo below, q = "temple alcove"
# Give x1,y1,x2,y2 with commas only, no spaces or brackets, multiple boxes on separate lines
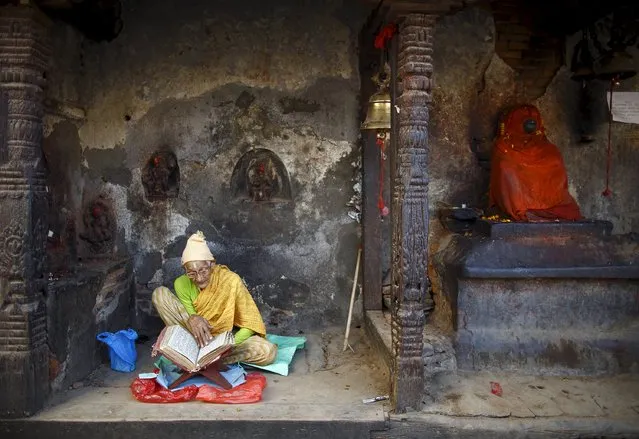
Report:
141,150,180,201
230,148,292,204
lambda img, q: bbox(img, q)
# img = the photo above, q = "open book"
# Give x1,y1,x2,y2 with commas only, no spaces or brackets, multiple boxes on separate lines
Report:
154,325,234,372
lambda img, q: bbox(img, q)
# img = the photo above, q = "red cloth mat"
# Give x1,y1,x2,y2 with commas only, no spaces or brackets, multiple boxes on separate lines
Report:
196,372,266,404
130,378,198,403
130,372,266,404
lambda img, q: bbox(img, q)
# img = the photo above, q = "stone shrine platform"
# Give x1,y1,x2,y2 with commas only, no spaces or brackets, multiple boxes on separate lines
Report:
434,220,639,375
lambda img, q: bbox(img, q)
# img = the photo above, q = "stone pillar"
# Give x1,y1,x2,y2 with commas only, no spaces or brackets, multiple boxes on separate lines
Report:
0,5,51,417
390,13,435,412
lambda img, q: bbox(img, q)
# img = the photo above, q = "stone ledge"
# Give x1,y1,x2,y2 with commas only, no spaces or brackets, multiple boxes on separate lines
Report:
0,417,387,439
374,413,639,439
365,311,458,378
475,219,613,239
365,310,392,370
459,222,639,279
456,325,639,375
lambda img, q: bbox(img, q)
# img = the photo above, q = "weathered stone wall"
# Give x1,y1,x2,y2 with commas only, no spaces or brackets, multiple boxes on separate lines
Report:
43,0,369,333
43,21,85,273
47,259,133,391
43,2,639,337
425,6,639,330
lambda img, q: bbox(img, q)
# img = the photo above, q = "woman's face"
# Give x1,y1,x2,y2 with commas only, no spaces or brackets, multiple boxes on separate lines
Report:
185,260,214,289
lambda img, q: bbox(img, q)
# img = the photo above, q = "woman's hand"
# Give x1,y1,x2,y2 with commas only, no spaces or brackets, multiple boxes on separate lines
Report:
187,315,212,347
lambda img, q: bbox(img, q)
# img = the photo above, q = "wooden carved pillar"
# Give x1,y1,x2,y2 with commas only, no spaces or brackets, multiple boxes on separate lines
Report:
390,13,435,412
0,6,51,417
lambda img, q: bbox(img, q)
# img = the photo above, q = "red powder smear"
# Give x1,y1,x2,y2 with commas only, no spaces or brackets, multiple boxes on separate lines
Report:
490,381,503,397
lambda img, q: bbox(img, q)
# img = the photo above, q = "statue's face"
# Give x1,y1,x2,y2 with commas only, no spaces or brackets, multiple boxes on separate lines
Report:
523,118,537,134
185,260,213,289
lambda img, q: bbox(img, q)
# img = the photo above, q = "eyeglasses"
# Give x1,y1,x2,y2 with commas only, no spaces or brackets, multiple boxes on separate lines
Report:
186,266,211,280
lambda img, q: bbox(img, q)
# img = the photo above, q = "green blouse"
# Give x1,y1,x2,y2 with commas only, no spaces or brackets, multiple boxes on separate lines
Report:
173,274,255,344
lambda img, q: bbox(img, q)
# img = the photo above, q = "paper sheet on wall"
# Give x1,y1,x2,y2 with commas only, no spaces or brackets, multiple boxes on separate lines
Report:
607,92,639,124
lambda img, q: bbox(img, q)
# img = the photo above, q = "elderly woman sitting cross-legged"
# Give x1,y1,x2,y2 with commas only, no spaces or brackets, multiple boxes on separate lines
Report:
152,231,277,366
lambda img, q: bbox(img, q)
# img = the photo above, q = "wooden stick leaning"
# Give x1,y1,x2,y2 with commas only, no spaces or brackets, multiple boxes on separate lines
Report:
343,247,362,352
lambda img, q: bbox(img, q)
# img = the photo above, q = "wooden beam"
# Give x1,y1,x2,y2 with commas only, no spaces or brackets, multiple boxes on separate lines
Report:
390,12,435,413
362,129,383,311
360,24,383,311
378,0,480,19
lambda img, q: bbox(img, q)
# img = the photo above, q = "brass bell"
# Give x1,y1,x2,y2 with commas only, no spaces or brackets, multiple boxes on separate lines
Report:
595,49,637,81
362,88,391,130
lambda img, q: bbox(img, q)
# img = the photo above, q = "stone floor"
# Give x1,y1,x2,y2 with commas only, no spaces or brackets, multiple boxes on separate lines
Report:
5,316,639,438
367,310,639,438
424,371,639,419
1,326,390,439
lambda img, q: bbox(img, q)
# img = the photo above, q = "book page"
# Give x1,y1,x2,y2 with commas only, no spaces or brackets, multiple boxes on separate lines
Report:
196,331,234,363
164,325,199,365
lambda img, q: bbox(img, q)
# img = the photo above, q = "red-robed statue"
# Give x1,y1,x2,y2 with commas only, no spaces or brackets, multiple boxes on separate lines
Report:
489,104,582,222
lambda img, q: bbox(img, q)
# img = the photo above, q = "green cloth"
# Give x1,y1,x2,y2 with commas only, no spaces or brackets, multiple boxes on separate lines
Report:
235,328,254,344
243,334,306,376
174,274,255,345
174,274,198,315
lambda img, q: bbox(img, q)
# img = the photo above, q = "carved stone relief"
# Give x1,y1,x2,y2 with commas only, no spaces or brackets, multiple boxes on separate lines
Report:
230,149,292,203
141,150,180,201
0,91,7,163
79,196,115,256
0,5,52,417
0,220,25,279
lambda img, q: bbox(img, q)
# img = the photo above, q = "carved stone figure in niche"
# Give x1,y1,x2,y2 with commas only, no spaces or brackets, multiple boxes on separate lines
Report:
248,160,279,202
230,149,292,203
79,196,115,255
489,104,582,222
141,151,180,201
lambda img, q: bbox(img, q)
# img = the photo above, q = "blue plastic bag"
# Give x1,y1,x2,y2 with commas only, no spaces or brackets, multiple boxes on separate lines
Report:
96,328,138,372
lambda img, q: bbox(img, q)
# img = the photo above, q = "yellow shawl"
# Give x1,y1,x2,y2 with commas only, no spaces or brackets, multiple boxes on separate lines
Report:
194,265,266,337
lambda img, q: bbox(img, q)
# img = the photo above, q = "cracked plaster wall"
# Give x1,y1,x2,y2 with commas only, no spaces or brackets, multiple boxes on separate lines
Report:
43,0,369,333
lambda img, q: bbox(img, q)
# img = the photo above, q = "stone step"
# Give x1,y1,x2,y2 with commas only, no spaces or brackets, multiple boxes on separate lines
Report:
455,325,639,375
457,278,639,331
372,413,639,439
1,416,386,439
0,395,387,439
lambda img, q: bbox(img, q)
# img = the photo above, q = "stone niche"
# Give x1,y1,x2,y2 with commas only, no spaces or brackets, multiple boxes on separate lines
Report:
47,258,134,391
79,195,116,258
141,150,180,201
230,148,292,203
